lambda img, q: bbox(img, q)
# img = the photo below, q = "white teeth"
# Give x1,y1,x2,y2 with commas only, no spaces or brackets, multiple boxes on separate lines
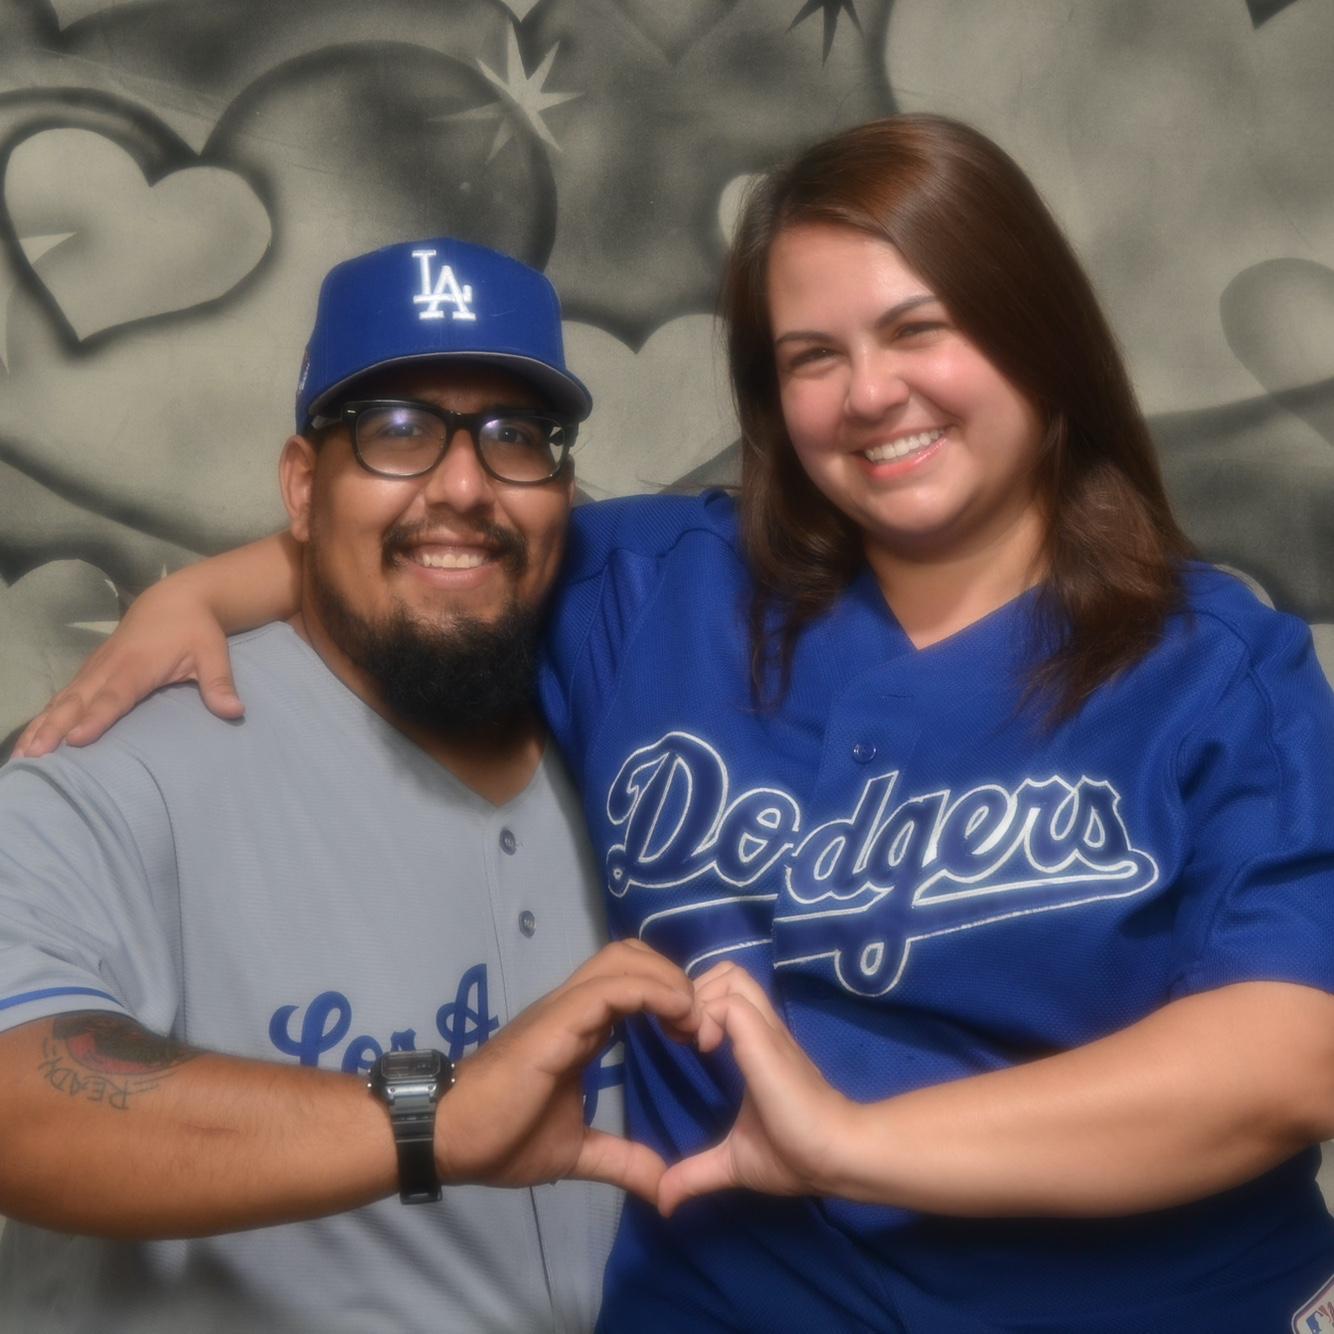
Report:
413,551,488,570
863,428,945,463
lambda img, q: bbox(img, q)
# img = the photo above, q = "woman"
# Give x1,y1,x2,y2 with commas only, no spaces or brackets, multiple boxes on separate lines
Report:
20,116,1334,1331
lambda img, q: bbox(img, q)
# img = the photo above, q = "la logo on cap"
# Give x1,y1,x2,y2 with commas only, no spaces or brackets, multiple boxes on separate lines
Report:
411,249,478,323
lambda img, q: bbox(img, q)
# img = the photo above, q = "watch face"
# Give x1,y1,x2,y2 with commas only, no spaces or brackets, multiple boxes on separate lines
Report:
382,1050,442,1080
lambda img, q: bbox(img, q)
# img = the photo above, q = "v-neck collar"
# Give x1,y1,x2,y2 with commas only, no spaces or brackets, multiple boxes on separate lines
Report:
799,564,1048,706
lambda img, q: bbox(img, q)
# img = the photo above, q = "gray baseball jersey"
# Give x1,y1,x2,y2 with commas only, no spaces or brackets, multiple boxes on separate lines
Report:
0,622,622,1333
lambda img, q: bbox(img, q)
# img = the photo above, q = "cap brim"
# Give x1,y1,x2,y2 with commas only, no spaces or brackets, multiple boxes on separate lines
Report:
307,351,592,426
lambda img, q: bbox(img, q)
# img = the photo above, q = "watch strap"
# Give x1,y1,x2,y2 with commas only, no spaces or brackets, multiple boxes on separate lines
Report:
369,1050,454,1204
390,1108,441,1205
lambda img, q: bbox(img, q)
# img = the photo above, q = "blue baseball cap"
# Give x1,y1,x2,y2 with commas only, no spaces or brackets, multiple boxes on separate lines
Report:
295,237,591,432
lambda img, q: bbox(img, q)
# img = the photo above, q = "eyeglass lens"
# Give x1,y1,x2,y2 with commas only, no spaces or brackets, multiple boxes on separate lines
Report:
355,405,568,481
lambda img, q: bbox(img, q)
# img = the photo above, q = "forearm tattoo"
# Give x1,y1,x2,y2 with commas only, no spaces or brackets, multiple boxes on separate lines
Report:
37,1013,198,1111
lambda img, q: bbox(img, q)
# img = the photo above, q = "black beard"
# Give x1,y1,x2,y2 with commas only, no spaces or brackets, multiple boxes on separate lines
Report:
308,561,542,741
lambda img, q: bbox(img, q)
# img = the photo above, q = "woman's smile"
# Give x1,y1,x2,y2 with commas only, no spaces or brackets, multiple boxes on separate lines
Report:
768,222,1046,569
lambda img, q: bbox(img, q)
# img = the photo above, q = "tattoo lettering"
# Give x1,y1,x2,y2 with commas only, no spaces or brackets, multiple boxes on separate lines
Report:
38,1013,198,1111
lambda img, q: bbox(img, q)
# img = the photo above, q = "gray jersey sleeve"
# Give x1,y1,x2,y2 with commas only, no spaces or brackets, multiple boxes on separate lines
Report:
0,747,182,1037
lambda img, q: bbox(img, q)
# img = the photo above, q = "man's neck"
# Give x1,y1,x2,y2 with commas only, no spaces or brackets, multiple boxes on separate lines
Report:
289,610,546,807
395,717,547,807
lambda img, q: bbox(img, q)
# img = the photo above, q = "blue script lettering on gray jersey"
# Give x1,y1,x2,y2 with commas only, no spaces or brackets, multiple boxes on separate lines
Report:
0,623,620,1333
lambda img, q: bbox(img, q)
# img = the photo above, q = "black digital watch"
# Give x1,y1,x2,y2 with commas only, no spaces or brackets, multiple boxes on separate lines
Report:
367,1048,455,1204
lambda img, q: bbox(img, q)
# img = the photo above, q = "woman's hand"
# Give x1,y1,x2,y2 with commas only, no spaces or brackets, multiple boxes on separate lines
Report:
12,531,302,759
667,977,1334,1221
14,584,242,758
657,962,861,1216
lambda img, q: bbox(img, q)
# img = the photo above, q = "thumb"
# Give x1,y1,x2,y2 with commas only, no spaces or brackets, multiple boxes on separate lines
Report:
195,644,245,720
656,1138,737,1218
572,1129,669,1206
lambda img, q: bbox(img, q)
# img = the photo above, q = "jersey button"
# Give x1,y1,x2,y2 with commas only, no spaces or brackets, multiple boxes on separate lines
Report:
499,828,518,854
851,742,877,764
518,910,537,937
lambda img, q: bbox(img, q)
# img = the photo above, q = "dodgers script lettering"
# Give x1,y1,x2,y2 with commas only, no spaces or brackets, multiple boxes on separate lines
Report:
606,732,1160,997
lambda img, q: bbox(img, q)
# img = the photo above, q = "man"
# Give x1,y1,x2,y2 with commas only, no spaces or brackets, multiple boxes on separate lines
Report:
0,238,693,1332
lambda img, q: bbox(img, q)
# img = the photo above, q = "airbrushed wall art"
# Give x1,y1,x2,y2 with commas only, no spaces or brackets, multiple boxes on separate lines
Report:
2,0,1333,748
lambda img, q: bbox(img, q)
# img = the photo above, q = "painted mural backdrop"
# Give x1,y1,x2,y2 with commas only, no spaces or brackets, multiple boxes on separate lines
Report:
0,0,1331,1186
2,0,1333,731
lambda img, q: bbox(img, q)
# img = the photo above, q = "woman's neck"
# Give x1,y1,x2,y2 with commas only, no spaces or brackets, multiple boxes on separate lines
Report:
864,505,1047,650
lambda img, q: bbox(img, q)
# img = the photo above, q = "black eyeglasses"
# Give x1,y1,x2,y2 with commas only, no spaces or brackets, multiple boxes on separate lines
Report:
311,399,577,485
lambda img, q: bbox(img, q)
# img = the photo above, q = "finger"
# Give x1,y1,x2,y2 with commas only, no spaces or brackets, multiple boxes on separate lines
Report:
689,964,766,1053
691,1005,728,1054
573,1130,668,1204
538,976,699,1078
694,965,785,1035
558,973,698,1040
658,1009,709,1046
691,960,770,997
523,972,700,1078
692,959,745,988
709,992,789,1083
12,712,53,759
64,686,147,746
618,937,657,958
558,941,696,1018
657,1139,737,1217
567,938,688,990
707,993,812,1102
14,690,91,757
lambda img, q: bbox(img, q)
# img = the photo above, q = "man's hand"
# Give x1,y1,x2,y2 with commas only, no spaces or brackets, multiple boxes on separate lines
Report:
435,939,700,1205
657,961,858,1217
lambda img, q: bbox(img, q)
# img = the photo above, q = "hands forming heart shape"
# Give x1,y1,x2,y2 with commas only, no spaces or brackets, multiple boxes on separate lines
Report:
656,958,858,1216
435,939,859,1214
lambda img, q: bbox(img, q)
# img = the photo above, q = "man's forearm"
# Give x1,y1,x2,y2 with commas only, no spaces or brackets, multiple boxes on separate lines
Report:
1,942,699,1238
0,1013,396,1238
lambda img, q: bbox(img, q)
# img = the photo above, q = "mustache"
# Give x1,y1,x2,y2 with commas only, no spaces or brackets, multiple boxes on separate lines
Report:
381,517,528,572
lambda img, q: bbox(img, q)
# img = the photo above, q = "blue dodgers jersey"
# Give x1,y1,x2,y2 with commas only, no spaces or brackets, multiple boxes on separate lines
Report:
540,492,1334,1332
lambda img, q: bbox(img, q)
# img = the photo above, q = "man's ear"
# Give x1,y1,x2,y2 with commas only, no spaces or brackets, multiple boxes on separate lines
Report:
279,435,318,544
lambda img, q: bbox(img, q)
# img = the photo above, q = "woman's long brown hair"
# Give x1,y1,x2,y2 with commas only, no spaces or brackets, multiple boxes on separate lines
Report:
724,115,1192,721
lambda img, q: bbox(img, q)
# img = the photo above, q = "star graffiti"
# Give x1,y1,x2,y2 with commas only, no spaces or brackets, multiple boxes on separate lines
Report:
1245,0,1307,25
443,23,583,158
789,0,862,62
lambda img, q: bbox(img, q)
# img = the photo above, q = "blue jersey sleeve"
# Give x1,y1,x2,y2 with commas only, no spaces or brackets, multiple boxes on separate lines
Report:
539,491,739,759
1169,608,1334,997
